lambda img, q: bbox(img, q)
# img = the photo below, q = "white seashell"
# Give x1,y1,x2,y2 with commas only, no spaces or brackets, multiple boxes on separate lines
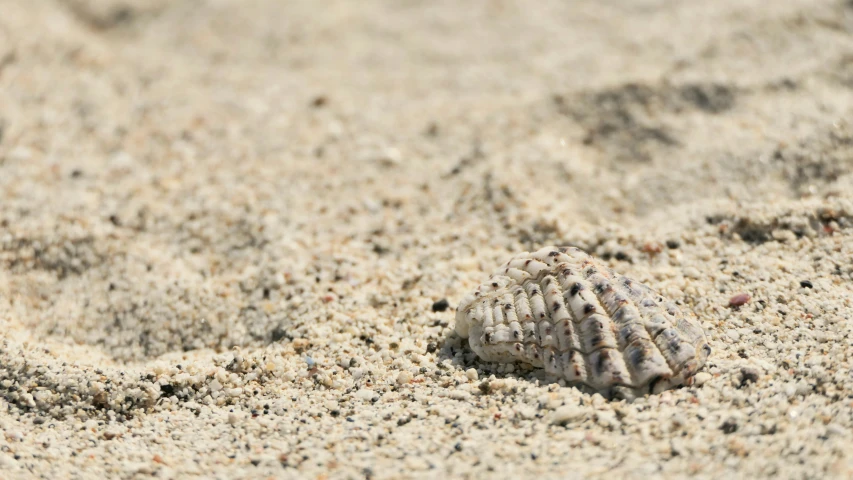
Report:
455,246,710,400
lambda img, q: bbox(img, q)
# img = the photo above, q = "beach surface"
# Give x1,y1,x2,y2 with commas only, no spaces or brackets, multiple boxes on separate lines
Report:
2,0,853,478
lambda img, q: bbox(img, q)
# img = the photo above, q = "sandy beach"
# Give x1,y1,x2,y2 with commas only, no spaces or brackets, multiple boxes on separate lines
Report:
2,0,853,478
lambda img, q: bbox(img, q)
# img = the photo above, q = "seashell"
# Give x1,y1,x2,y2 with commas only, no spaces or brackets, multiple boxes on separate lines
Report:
455,246,710,400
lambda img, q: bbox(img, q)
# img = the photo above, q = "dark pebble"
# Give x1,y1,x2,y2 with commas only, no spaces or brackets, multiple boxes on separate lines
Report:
431,299,450,312
799,280,813,289
720,419,738,434
739,367,760,387
666,240,680,249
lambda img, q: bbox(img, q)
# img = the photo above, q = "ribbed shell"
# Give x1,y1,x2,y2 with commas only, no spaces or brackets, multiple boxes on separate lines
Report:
455,246,711,399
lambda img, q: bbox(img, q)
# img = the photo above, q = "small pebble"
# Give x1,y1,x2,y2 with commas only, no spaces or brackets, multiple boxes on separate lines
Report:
549,405,584,425
739,367,760,387
694,372,712,386
465,368,479,381
396,371,413,385
356,389,376,401
728,293,750,308
431,299,450,312
683,266,702,279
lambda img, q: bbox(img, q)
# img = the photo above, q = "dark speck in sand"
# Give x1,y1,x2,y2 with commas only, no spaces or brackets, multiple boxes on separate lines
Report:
431,299,450,312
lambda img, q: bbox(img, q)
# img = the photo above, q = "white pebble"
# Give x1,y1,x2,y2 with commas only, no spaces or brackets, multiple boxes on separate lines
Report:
396,371,413,385
694,372,712,386
550,405,584,425
356,389,376,401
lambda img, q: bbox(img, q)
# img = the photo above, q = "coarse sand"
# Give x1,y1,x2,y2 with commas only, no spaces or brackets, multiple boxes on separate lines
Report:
1,0,853,478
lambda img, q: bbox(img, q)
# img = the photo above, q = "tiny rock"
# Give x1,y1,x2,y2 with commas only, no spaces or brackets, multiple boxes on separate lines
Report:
728,293,750,308
550,405,585,425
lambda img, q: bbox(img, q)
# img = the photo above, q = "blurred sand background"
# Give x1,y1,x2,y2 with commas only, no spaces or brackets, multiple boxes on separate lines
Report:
2,0,853,478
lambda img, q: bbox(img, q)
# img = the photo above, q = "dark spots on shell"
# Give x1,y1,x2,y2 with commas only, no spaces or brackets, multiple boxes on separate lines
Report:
593,282,608,294
505,304,513,310
485,333,494,343
585,267,597,277
531,289,539,295
552,302,561,311
590,333,604,349
628,344,647,367
660,328,678,341
702,344,712,357
539,312,546,319
583,304,596,315
647,375,665,394
549,251,559,257
642,299,656,307
514,344,523,352
594,351,607,373
570,283,582,296
561,268,573,277
558,247,568,253
492,282,499,288
524,259,532,266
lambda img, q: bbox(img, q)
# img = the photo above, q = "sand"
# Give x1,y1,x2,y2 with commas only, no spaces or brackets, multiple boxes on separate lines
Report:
1,0,853,478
